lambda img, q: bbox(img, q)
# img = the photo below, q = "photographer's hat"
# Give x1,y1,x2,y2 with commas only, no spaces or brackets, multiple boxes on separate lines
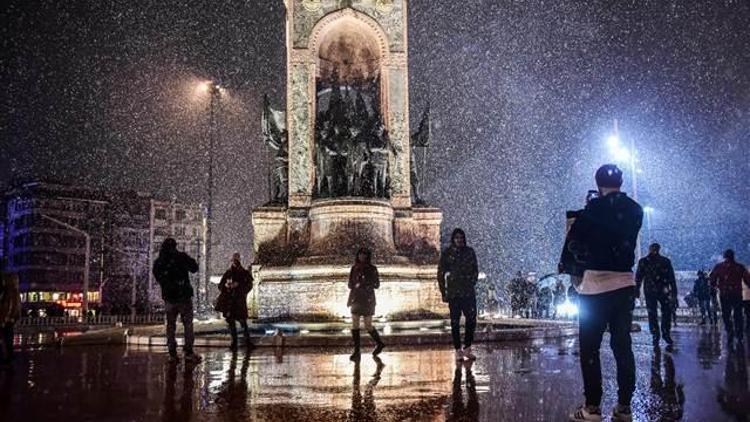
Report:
595,164,623,188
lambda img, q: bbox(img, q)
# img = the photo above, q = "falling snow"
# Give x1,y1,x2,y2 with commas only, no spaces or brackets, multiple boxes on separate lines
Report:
1,0,749,283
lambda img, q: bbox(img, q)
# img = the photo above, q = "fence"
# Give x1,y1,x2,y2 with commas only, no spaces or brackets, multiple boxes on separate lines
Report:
18,314,165,327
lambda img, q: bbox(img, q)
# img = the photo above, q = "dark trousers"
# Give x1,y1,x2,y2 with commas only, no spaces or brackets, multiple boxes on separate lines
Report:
228,318,249,345
449,296,477,350
698,298,713,323
720,295,744,340
645,293,672,341
1,323,14,363
578,286,636,407
744,300,750,330
165,300,194,355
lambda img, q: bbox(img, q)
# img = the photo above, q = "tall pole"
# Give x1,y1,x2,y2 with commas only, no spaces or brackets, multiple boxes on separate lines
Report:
40,214,91,314
205,84,219,311
614,119,641,262
645,209,653,246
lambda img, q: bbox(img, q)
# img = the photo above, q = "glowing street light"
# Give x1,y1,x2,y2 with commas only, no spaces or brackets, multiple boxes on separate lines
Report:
607,119,642,260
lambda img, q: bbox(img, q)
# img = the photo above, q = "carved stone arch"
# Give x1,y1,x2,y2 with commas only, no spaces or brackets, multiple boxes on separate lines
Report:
307,7,391,61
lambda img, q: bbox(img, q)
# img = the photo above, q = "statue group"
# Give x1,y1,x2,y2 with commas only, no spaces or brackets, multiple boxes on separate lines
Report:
314,72,396,199
262,73,429,204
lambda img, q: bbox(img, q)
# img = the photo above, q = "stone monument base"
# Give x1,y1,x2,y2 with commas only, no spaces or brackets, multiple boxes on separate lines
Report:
249,263,444,319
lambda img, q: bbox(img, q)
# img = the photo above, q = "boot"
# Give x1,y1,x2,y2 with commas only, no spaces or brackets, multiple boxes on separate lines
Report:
350,329,361,361
368,329,385,356
243,326,254,351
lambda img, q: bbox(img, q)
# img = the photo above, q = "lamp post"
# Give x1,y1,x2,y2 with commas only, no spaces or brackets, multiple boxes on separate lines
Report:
607,119,642,260
40,214,91,314
199,81,224,312
643,206,654,246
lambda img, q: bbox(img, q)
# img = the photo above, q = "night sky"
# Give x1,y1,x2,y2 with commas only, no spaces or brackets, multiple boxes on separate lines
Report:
2,1,749,280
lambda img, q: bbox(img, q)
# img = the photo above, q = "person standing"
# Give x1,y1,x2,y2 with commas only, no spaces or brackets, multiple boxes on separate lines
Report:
153,238,202,363
347,247,385,361
553,278,566,319
693,270,713,325
709,249,750,345
218,253,253,351
564,164,642,422
635,243,678,346
0,269,21,366
438,228,479,362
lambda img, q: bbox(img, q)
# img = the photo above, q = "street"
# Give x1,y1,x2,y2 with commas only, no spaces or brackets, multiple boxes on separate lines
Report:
2,326,748,421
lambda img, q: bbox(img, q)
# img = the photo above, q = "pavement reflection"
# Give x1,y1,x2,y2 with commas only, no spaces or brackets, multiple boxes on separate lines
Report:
3,327,750,421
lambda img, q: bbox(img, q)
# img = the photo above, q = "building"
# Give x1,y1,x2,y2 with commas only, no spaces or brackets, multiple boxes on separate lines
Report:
147,199,206,311
2,181,206,316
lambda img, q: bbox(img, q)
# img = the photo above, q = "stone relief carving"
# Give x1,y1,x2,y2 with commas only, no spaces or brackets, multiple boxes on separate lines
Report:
293,0,404,51
289,64,312,196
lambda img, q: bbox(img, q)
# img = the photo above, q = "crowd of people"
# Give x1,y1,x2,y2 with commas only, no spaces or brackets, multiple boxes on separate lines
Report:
3,161,748,422
508,272,573,319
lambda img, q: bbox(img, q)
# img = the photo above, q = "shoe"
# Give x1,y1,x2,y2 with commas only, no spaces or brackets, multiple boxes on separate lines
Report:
184,353,203,363
569,405,602,422
612,404,632,422
463,346,477,361
455,349,464,362
368,329,385,356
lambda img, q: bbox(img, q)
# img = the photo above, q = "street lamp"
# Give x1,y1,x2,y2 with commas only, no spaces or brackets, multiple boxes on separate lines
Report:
606,119,642,260
197,80,224,312
643,206,654,246
39,214,91,314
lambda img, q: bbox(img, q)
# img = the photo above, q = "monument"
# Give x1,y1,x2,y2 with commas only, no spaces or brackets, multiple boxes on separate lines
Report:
252,0,443,319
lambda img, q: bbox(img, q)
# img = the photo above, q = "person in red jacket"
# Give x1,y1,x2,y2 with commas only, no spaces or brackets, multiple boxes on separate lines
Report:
709,249,750,345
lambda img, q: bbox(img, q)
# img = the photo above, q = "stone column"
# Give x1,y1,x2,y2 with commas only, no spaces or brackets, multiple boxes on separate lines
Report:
386,52,411,209
287,50,315,208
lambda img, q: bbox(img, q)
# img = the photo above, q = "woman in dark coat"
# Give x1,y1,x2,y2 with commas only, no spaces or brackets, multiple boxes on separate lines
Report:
218,253,253,351
347,247,385,360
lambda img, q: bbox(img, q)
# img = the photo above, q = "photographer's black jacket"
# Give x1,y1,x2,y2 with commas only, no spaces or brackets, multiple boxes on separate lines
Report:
566,191,643,273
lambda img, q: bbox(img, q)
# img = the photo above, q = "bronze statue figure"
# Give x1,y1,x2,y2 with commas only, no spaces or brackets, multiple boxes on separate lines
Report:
261,95,289,203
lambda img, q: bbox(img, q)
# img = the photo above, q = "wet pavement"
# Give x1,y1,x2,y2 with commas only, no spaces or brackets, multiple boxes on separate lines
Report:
2,326,748,421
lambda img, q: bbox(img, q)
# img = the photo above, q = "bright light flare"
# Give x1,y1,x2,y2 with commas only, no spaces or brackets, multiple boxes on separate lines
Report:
643,206,654,214
557,301,579,318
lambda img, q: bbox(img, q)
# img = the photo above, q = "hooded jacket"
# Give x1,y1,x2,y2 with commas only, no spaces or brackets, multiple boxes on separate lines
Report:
153,249,199,303
438,229,479,300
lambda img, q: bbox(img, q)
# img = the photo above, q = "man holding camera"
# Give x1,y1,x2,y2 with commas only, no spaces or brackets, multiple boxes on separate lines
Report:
564,164,643,422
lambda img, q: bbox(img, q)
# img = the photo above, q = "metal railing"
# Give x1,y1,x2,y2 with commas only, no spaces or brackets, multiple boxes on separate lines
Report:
17,314,165,327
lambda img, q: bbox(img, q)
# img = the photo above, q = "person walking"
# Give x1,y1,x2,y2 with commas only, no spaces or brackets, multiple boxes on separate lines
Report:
564,164,642,422
438,228,479,362
217,253,253,351
509,272,527,318
709,249,750,345
635,243,678,346
347,247,385,361
152,238,202,363
693,270,713,325
0,269,21,366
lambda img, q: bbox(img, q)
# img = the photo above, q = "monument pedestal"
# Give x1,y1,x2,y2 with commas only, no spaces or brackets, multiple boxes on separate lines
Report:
251,198,443,319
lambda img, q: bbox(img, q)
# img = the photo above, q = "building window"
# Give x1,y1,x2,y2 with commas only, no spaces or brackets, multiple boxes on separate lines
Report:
155,208,167,220
175,210,186,221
